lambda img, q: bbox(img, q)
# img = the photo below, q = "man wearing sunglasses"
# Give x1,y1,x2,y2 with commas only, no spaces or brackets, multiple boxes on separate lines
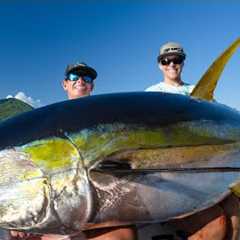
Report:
146,42,194,95
62,62,97,99
144,43,240,240
63,63,137,240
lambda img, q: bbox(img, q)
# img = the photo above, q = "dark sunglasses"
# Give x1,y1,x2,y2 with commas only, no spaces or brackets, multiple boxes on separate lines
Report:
160,57,184,65
67,73,93,84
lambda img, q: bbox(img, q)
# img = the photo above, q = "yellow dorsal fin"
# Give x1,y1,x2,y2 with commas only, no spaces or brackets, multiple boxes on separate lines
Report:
190,38,240,100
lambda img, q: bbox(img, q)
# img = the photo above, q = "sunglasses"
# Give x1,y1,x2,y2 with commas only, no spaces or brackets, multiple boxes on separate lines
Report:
67,73,93,84
160,57,184,65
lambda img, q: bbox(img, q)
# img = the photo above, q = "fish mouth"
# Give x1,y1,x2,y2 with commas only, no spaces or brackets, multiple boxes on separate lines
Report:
0,150,51,230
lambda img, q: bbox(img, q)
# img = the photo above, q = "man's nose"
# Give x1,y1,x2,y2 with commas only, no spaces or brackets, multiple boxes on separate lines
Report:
76,77,85,84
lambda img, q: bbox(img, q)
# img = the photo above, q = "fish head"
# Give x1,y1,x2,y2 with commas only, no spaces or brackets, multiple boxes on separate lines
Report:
0,130,93,234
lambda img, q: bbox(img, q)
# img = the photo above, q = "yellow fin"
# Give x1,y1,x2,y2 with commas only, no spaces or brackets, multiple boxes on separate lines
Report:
190,38,240,101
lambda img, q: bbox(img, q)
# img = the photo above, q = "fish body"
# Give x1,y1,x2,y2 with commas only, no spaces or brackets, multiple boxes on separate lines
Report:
0,37,239,237
1,92,240,234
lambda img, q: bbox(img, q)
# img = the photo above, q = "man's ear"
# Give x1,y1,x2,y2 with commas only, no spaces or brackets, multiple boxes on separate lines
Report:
62,80,68,91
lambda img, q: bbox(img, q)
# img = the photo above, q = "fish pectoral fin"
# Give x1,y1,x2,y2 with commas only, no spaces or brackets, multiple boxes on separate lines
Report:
94,160,132,172
191,37,240,101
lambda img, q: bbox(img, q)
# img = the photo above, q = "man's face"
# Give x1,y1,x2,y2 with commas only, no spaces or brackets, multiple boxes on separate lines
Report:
62,74,94,99
159,55,184,81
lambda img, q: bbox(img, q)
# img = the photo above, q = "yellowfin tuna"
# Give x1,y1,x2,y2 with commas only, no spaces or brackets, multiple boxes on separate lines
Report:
0,38,239,238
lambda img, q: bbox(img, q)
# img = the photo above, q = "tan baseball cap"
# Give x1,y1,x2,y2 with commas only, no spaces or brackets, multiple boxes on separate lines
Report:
157,42,186,62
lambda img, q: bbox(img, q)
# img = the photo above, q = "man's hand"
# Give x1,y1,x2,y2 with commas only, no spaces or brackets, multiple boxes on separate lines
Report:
10,232,87,240
170,194,240,240
10,231,40,239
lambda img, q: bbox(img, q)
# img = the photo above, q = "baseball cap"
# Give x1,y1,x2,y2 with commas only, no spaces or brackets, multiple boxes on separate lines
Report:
65,62,97,80
157,42,186,62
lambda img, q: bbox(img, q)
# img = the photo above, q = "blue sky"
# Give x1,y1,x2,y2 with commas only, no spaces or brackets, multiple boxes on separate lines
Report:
0,1,240,109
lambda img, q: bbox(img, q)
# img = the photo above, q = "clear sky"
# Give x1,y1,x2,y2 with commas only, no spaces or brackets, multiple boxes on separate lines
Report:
0,0,240,109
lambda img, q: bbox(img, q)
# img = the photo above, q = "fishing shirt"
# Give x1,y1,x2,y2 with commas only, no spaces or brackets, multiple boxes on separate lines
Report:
145,82,195,96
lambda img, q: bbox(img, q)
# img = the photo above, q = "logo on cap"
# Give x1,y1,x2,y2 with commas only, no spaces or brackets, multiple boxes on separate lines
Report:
158,42,186,62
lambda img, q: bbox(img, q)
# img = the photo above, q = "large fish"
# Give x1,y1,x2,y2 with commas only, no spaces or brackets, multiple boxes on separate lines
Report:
0,38,240,238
